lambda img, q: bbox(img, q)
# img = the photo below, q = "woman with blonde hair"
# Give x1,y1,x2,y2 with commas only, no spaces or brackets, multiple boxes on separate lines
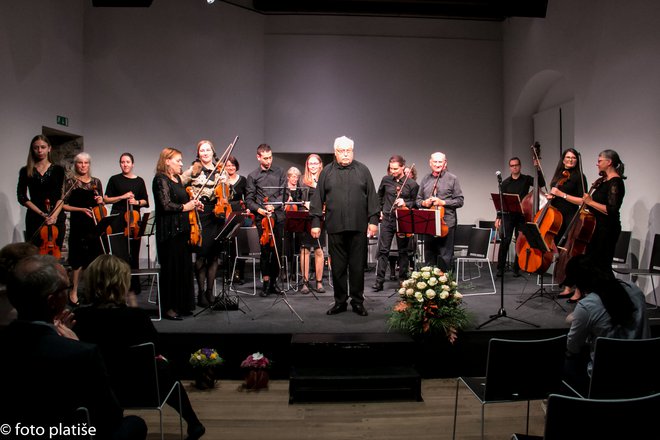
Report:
299,154,326,293
74,254,206,440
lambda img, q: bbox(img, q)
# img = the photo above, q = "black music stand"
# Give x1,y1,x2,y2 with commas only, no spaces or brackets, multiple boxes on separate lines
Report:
515,222,566,312
141,213,156,269
195,213,249,320
477,194,538,329
285,210,319,300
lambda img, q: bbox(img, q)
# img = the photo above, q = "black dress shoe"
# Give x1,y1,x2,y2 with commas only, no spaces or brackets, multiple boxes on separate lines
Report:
327,303,348,315
260,281,269,297
186,423,206,440
164,314,183,321
371,281,384,292
269,282,282,294
351,303,369,316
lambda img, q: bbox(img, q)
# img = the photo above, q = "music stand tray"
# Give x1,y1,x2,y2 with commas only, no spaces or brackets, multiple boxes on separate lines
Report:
284,210,311,234
490,193,523,216
396,208,440,236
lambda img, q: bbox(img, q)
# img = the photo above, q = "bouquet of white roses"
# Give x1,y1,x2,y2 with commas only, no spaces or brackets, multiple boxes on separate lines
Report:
388,266,470,342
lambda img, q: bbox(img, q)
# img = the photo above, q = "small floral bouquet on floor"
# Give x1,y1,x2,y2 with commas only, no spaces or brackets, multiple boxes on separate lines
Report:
189,348,224,368
240,352,271,369
388,266,470,343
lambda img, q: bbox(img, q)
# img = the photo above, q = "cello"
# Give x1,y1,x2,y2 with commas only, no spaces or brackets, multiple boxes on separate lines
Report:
516,150,566,274
38,199,61,259
553,161,602,285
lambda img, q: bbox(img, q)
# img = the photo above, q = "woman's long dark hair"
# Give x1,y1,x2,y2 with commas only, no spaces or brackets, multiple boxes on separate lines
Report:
550,148,581,187
567,254,634,326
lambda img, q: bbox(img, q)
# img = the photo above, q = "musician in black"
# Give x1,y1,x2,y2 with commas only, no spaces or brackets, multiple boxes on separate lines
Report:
310,136,379,316
416,152,464,272
372,155,419,291
245,144,286,297
494,157,534,277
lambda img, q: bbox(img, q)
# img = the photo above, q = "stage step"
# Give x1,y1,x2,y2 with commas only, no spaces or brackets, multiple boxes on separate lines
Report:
289,333,422,403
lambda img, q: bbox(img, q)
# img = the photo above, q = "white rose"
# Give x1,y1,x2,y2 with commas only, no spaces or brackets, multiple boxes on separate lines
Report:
442,285,450,291
411,271,421,279
406,288,414,297
428,277,438,286
440,291,449,299
420,266,432,272
414,292,424,302
416,282,427,290
439,275,448,283
451,281,457,287
454,292,463,299
398,287,406,296
422,271,431,279
433,267,443,276
425,289,436,299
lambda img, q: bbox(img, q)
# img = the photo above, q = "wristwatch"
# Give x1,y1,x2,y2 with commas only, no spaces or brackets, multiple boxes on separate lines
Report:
563,193,567,199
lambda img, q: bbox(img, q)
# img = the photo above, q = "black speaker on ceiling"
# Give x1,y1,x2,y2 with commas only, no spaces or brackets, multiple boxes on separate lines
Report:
91,0,153,7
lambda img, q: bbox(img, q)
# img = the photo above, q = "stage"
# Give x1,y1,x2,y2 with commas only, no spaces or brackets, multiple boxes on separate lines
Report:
138,264,660,380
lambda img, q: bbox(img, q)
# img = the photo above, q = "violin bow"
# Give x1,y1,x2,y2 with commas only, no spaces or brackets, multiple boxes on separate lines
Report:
191,136,239,200
389,163,414,214
29,176,80,243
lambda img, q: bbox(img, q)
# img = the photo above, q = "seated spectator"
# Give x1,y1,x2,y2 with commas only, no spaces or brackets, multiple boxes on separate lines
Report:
0,242,38,327
74,254,205,440
0,254,147,440
563,254,650,395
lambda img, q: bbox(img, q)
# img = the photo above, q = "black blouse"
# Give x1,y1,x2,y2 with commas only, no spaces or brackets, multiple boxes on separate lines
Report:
152,173,190,242
17,164,66,215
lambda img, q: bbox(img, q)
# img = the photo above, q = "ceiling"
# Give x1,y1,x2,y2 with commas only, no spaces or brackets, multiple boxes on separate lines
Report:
227,0,548,21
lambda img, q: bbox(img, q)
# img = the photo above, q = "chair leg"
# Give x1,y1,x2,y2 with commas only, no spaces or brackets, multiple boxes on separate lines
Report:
452,379,460,440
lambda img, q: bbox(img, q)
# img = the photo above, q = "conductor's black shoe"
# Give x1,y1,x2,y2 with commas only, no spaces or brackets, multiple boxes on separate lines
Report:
351,303,369,316
260,281,270,297
371,281,384,292
327,303,348,315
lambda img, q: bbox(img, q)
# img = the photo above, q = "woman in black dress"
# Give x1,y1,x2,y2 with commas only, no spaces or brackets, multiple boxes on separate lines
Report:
225,155,250,283
300,154,326,293
104,153,149,294
62,152,106,305
547,148,589,242
17,135,66,251
152,148,202,320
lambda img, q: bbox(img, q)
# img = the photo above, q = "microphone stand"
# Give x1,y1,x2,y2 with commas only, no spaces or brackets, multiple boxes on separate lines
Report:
477,172,538,329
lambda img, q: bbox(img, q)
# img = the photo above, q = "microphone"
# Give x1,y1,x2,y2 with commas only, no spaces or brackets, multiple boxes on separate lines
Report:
496,170,502,184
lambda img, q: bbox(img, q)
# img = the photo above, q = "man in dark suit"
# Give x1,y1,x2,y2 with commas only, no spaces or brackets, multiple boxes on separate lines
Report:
0,254,147,440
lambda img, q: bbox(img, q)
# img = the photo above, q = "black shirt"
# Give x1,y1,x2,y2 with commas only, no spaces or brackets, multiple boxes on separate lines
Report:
310,160,380,233
105,174,149,214
245,166,286,222
377,174,419,215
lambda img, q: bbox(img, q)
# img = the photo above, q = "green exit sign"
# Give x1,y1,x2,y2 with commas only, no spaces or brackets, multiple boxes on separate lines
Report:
56,115,69,126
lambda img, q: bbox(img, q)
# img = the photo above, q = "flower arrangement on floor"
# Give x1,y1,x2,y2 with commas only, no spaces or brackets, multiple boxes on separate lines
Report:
388,266,470,343
189,348,224,390
240,352,271,391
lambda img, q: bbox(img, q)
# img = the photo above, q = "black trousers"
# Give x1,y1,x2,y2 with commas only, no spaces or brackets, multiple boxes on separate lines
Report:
328,230,367,305
256,219,283,279
497,213,524,272
423,226,455,272
376,216,411,282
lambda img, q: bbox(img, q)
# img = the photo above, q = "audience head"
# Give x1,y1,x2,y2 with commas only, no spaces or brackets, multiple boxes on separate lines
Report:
7,255,69,322
0,243,39,286
84,255,131,306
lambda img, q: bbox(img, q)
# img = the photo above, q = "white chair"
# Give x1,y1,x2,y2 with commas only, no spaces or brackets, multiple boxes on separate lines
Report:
108,232,161,321
230,227,261,296
454,227,496,296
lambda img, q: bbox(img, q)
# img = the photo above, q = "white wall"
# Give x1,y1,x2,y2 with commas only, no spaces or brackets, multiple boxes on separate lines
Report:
0,0,84,244
503,0,660,275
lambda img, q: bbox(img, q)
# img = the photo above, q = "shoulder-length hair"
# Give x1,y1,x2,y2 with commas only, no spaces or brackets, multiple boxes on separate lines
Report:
302,154,323,187
84,254,131,306
26,135,53,178
551,148,582,186
155,147,182,175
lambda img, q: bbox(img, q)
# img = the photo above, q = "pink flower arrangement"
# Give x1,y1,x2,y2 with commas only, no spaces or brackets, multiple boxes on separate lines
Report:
240,352,271,369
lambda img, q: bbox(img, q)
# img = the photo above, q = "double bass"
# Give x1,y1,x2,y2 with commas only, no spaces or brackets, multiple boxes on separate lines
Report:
553,158,602,285
516,150,567,274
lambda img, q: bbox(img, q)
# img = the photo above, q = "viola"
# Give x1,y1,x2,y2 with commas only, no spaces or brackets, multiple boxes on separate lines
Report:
515,171,568,274
124,198,140,239
394,185,413,238
186,186,202,247
553,172,604,285
92,184,112,235
260,197,275,247
213,182,233,218
39,199,61,259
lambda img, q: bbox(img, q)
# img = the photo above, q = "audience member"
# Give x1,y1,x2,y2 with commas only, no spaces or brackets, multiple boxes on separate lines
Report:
74,254,205,440
0,242,38,327
0,254,147,440
563,254,650,395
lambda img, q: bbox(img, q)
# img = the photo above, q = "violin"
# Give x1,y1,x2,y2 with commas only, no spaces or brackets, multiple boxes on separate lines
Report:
39,199,61,259
260,197,275,247
429,172,449,237
186,186,202,247
515,162,567,274
124,198,140,239
553,164,603,285
213,182,233,218
92,184,112,235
